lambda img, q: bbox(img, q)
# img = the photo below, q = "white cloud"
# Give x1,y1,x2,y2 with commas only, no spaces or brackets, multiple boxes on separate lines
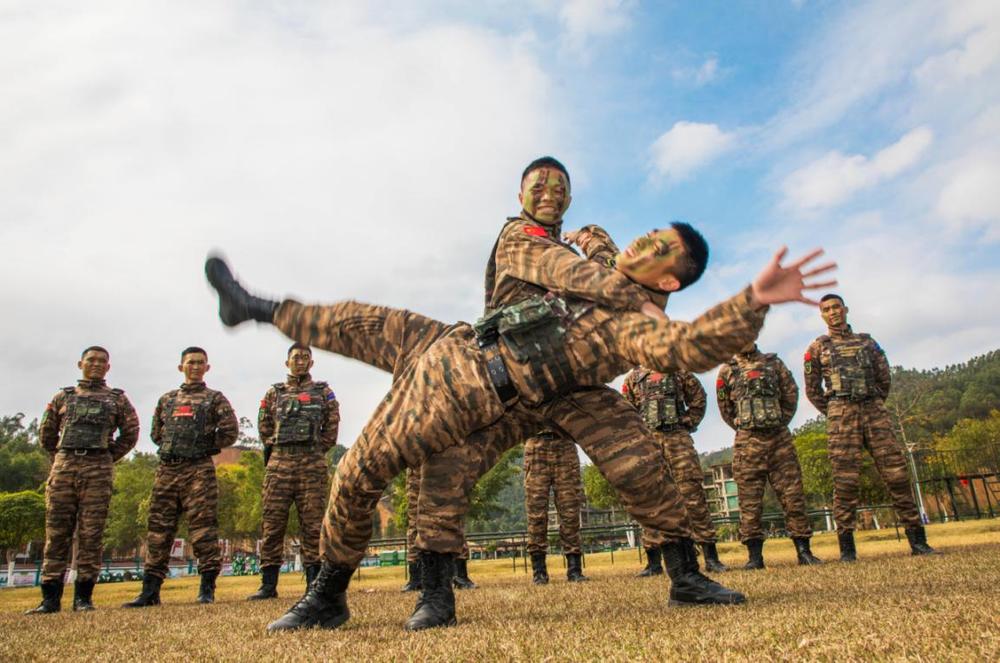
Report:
936,154,1000,239
558,0,633,54
649,121,736,183
672,57,720,86
781,127,933,210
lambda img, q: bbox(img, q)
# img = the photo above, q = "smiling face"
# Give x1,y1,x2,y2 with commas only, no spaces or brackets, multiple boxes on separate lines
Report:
616,228,687,291
179,352,209,384
518,167,571,225
286,347,314,377
820,297,849,330
78,350,110,381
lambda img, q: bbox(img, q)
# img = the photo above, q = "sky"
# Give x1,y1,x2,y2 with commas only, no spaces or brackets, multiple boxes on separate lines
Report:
1,0,998,457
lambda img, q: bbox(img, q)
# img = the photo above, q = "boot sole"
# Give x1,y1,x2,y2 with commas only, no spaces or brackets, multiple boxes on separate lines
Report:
668,595,746,607
404,615,458,631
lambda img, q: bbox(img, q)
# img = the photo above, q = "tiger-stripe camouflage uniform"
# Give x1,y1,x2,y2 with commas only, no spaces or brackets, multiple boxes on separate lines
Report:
804,300,936,560
623,367,727,574
27,377,139,614
717,346,819,568
124,381,238,608
248,372,338,600
523,430,588,582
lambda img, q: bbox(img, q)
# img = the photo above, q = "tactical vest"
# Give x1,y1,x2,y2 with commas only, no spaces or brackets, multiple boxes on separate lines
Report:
273,382,328,446
158,390,218,458
729,356,783,430
638,372,682,429
822,334,876,401
58,388,119,450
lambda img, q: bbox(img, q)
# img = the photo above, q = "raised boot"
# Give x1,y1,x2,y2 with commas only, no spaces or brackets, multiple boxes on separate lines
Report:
793,537,823,565
905,526,940,556
204,257,279,327
304,563,321,589
267,562,352,632
452,558,477,590
838,531,857,562
122,574,163,608
701,542,729,573
743,538,765,570
197,570,218,604
566,553,589,582
405,552,458,631
401,559,422,592
662,539,745,606
73,578,97,611
247,565,279,601
636,547,663,577
24,580,63,615
530,552,549,585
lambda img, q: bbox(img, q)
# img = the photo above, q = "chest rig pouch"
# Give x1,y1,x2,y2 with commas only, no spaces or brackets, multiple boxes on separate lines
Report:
733,361,782,430
640,373,681,429
159,391,218,458
59,389,117,450
824,336,874,401
274,383,327,446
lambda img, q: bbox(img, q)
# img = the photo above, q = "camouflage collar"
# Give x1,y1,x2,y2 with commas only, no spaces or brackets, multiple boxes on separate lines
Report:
77,379,107,389
828,324,854,339
180,381,207,392
514,214,563,241
286,374,313,388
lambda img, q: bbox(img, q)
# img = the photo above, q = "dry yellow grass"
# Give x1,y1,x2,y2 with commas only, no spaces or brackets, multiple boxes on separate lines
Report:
2,520,999,662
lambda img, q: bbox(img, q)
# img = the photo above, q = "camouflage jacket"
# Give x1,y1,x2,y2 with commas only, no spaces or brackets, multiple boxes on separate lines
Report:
803,326,891,413
151,382,238,454
258,374,340,450
621,367,706,431
716,349,798,430
40,379,139,460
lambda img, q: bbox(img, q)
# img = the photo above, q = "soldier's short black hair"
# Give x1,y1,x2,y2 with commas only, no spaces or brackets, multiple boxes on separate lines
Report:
672,221,709,290
80,346,109,359
521,156,571,191
820,293,844,304
181,346,208,360
287,343,312,357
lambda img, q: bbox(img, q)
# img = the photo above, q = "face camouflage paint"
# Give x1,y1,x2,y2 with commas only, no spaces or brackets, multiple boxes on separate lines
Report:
520,168,570,225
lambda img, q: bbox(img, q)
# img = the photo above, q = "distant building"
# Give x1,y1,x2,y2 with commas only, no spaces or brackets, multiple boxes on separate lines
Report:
705,462,739,518
213,444,259,466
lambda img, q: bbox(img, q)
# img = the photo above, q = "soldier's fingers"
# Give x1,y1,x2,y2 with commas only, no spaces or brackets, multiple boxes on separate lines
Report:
803,279,838,290
797,294,822,306
787,248,825,270
801,261,837,278
772,246,789,266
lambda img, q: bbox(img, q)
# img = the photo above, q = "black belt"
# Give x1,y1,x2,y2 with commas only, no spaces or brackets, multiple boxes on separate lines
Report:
58,448,109,456
159,454,211,465
272,444,320,455
829,395,874,403
478,340,518,404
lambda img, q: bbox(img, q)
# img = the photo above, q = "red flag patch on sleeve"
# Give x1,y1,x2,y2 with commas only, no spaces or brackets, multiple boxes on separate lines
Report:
716,378,725,389
804,351,812,362
259,399,267,409
522,225,548,237
622,384,629,394
747,370,761,379
297,393,312,403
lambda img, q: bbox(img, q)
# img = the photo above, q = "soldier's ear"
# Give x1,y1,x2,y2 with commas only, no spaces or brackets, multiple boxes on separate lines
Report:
177,363,184,373
78,360,84,371
655,275,681,292
204,363,211,374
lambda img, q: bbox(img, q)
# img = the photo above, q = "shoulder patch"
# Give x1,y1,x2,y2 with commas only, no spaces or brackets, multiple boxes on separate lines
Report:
522,225,548,238
259,399,268,409
326,392,337,402
62,386,76,394
621,383,629,394
111,388,124,395
314,381,329,389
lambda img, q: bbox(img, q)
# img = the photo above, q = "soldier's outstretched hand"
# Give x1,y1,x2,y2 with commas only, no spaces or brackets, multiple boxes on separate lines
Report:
751,247,836,307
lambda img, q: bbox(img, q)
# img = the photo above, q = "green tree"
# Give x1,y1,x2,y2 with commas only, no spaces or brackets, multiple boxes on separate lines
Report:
468,445,523,526
103,453,157,554
794,429,834,507
0,414,50,493
0,491,46,572
217,451,266,541
582,463,621,510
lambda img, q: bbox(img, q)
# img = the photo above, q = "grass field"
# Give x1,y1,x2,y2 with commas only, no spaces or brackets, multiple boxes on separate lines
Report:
2,520,999,661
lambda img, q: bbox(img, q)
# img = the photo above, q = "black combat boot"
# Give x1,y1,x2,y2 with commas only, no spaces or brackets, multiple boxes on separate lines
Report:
247,565,279,601
401,559,422,592
566,553,589,582
304,563,322,589
661,539,746,606
637,547,664,577
743,538,765,570
197,570,218,604
122,574,163,608
452,558,477,590
204,257,279,326
267,562,353,632
24,580,63,615
530,552,549,585
905,526,940,556
793,537,823,565
405,552,458,631
701,542,729,573
838,531,857,562
73,578,97,611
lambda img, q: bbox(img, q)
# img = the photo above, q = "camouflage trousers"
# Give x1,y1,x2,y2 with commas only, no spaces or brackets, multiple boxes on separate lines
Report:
260,450,329,567
732,427,812,542
827,399,920,532
41,452,114,583
273,301,691,568
405,466,468,562
145,457,221,578
641,428,717,548
524,434,582,555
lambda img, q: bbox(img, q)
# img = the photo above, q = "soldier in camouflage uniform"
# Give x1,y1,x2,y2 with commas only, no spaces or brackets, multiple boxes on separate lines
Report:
247,343,339,600
717,344,821,569
26,346,139,615
804,294,937,561
206,179,834,632
124,347,238,608
523,430,588,584
622,367,727,575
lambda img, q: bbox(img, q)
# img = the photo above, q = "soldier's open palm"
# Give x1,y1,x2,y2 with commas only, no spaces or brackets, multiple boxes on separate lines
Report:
751,247,837,307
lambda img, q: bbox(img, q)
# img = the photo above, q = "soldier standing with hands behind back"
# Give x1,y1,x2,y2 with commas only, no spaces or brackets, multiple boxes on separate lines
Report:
804,294,937,561
26,346,139,614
